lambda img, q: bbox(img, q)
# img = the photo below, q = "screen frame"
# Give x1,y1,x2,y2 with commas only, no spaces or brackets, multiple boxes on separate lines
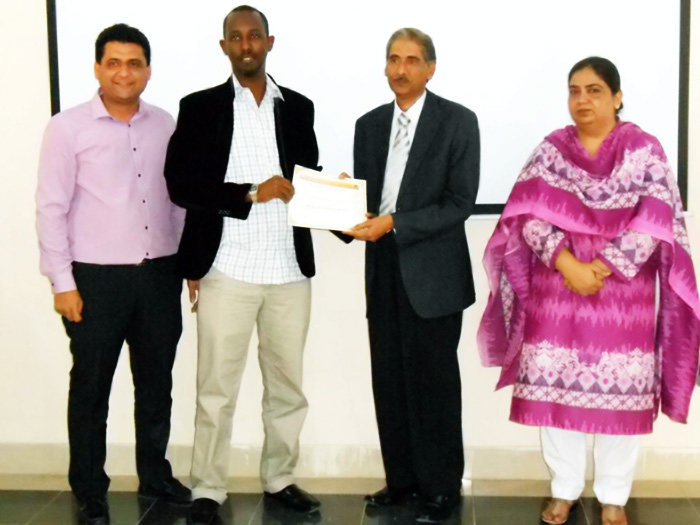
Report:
45,0,691,213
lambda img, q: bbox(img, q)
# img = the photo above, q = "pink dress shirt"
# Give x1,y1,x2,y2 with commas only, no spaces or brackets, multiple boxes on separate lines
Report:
36,92,184,293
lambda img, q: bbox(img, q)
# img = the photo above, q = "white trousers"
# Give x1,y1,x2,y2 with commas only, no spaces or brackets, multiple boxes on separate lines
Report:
541,426,639,506
190,269,311,503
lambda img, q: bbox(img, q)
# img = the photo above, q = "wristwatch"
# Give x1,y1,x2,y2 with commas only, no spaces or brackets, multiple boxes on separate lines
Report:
248,183,259,203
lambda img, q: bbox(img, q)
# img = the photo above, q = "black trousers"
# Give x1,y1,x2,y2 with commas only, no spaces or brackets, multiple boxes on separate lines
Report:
63,257,182,500
367,234,464,497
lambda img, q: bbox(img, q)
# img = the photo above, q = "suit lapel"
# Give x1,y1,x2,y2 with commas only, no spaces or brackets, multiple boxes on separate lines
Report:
273,97,291,180
398,91,440,201
215,78,235,180
370,104,393,211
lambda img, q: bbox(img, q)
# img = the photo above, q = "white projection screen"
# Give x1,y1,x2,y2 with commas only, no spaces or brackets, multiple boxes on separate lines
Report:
48,0,689,212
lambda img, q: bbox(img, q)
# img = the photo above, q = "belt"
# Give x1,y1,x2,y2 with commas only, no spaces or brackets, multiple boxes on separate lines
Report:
135,254,176,266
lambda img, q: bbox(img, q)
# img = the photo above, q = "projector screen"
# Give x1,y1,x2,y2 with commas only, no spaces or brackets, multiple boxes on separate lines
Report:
48,0,688,212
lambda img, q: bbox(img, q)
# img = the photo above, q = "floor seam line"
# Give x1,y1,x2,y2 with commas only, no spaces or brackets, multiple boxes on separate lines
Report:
246,495,263,525
24,490,64,525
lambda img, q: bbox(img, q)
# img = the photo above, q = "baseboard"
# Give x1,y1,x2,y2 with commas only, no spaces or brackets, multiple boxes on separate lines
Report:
1,444,699,480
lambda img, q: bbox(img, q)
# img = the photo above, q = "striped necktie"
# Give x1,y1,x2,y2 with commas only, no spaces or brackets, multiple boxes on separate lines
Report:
380,112,411,216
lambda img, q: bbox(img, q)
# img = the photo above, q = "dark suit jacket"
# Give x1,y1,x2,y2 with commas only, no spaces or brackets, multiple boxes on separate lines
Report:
164,77,320,280
354,90,480,319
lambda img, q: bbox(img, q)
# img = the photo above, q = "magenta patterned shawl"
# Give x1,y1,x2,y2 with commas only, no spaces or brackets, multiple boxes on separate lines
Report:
478,121,700,423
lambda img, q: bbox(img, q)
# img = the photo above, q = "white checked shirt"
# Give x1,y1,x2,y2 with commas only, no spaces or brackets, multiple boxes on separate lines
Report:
380,91,427,214
212,75,305,284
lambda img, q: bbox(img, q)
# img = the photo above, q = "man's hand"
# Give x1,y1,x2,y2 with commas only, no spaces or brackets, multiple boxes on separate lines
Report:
256,175,294,203
54,290,83,322
555,249,610,296
187,280,200,313
343,215,394,242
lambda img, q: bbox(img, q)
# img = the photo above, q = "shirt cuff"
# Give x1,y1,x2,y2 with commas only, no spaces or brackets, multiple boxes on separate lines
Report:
597,252,631,280
50,271,77,294
542,231,568,269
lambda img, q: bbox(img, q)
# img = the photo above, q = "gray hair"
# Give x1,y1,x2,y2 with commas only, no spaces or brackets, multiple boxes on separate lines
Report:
385,28,436,63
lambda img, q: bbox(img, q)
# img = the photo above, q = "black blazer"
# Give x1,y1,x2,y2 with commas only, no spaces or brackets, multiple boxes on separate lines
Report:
165,78,320,280
354,90,480,319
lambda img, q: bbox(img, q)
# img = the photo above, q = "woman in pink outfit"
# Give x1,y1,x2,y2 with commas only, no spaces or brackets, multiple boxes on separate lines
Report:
478,57,700,525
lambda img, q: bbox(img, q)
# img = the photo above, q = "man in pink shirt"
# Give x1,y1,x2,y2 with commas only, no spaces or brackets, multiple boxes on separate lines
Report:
36,24,189,525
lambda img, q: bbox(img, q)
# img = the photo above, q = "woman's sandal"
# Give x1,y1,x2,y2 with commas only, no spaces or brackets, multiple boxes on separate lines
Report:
601,504,628,525
541,498,577,524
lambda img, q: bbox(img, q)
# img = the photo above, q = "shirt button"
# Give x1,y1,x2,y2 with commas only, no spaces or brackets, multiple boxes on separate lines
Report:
133,147,137,151
146,252,149,256
145,226,148,230
137,174,141,178
142,199,146,203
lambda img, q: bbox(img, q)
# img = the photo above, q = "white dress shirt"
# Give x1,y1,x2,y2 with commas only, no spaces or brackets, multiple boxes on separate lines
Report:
380,90,427,215
212,74,305,285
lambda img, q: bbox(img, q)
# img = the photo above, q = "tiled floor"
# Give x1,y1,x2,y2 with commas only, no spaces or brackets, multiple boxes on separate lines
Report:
1,479,700,524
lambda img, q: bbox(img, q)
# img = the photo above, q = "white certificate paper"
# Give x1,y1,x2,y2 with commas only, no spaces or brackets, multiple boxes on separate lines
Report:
288,166,367,231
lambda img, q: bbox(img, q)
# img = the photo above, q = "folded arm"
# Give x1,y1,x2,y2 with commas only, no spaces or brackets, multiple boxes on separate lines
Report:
598,229,659,279
522,218,610,295
522,218,569,269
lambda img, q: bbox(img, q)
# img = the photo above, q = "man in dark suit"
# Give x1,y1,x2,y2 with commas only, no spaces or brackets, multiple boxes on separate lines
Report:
164,5,320,523
344,27,480,523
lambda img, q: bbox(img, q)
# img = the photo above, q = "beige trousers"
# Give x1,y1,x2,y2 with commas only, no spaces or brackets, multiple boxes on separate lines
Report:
541,426,639,506
190,268,311,503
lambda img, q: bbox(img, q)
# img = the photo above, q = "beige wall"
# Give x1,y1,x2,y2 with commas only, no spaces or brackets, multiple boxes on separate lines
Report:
1,0,698,480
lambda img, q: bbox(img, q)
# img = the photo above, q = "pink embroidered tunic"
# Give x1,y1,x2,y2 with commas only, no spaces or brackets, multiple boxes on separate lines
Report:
478,122,700,435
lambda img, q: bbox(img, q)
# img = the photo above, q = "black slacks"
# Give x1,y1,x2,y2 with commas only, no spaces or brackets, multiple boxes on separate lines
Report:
62,257,182,500
367,234,464,497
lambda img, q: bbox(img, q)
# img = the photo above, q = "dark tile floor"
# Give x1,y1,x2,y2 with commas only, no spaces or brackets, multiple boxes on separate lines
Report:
1,491,700,525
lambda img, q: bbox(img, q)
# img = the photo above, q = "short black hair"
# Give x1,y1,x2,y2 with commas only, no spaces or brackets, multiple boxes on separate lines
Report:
223,5,270,37
569,56,623,113
95,23,151,65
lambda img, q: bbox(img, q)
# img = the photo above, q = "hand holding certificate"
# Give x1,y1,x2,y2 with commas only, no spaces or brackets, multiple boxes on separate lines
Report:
288,166,367,231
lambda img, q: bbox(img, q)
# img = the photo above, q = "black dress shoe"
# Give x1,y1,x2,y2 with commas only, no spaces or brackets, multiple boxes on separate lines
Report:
138,476,192,505
264,484,320,513
78,496,110,525
188,498,220,525
416,493,461,523
364,486,420,507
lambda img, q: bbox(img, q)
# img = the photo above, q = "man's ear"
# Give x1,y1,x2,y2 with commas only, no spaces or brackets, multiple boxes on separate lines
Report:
427,62,436,82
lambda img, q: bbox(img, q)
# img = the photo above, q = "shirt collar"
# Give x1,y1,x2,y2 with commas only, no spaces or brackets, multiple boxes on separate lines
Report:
231,73,285,102
90,90,149,121
392,89,427,124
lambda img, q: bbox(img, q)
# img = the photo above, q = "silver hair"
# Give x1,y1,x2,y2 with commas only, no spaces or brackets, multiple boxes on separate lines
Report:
385,28,436,63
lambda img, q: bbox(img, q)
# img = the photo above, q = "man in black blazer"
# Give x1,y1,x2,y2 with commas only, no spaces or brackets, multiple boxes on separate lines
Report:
345,28,479,523
164,6,320,523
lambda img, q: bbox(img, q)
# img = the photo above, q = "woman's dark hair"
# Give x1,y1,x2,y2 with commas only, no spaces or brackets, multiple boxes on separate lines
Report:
569,56,623,113
95,24,151,65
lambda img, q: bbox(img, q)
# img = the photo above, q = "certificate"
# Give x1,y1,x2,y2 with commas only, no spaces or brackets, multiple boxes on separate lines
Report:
288,165,367,231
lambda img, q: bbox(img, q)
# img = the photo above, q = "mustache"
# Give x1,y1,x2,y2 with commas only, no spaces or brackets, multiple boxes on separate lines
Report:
391,76,409,82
